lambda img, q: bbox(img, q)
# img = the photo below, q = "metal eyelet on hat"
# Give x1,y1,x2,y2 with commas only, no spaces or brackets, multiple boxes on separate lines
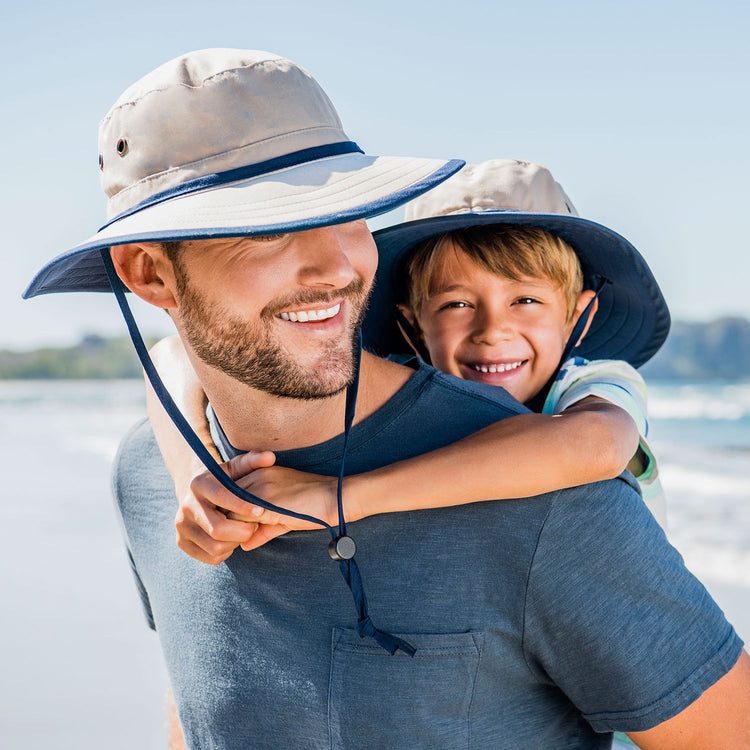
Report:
116,138,129,156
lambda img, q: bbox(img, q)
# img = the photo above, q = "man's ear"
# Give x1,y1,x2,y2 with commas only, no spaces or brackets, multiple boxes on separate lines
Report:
570,289,599,346
109,243,178,309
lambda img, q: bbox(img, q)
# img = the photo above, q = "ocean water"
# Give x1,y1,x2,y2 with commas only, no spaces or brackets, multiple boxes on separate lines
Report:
646,382,750,589
0,379,748,748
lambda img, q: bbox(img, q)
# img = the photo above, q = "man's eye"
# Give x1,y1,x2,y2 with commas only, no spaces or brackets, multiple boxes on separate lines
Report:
253,233,287,242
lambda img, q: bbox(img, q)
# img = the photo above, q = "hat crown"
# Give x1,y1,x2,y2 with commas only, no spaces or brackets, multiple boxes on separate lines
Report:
404,159,579,221
98,49,348,219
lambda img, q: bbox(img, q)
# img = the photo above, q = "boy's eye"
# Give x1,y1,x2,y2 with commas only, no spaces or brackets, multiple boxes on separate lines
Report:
513,297,539,306
439,300,471,311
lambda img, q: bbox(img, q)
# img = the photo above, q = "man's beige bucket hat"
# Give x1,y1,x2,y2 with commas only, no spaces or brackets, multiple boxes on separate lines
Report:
25,48,463,298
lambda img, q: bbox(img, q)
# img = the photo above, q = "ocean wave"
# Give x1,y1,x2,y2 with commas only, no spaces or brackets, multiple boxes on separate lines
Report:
660,464,750,498
648,383,750,420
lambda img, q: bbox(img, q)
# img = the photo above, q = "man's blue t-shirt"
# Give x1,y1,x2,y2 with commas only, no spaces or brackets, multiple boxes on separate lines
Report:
113,362,742,749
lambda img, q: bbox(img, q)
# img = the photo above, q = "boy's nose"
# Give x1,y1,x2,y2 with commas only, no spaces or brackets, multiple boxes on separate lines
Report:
471,308,514,346
294,225,359,290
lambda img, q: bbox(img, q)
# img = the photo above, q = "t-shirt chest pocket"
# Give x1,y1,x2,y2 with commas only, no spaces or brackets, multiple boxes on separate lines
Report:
328,628,484,749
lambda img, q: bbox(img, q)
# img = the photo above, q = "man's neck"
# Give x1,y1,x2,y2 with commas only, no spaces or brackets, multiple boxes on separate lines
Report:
201,352,414,453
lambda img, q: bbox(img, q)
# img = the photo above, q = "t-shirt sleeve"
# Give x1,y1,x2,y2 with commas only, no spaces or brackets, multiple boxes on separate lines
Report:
522,476,743,733
544,358,649,437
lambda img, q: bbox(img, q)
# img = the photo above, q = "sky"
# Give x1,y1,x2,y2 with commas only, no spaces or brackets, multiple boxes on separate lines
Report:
2,0,748,350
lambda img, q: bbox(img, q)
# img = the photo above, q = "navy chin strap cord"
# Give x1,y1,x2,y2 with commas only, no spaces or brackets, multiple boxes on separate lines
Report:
101,249,415,657
331,344,416,656
525,275,610,413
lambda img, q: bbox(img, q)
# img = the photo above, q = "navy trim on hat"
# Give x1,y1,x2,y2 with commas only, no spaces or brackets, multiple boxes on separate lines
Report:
22,159,466,299
100,141,364,231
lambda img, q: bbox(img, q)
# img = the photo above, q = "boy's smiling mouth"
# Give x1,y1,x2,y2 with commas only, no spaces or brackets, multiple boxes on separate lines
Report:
470,360,524,374
459,359,530,389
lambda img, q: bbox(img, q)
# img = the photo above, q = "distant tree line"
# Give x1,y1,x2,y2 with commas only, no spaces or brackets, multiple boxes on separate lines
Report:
0,334,156,379
1,319,749,381
640,317,750,381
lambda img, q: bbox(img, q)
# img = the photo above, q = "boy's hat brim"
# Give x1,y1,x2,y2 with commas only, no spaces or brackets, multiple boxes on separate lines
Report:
24,48,463,298
363,161,670,368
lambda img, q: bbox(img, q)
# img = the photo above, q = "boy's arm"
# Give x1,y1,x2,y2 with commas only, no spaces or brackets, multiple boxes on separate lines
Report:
146,336,639,555
146,336,262,565
167,688,187,750
343,396,638,517
217,396,639,552
145,336,219,497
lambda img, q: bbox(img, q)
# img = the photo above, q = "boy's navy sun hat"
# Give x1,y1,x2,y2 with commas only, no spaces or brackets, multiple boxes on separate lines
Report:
24,48,463,299
363,159,670,369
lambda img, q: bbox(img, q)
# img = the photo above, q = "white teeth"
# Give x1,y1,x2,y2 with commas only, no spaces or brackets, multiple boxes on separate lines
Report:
473,361,522,373
279,303,340,323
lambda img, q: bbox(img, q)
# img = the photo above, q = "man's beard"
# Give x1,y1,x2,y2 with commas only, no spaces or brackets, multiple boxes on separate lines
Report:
173,263,370,400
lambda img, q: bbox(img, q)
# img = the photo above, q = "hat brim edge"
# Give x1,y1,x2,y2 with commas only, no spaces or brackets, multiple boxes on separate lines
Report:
24,157,465,299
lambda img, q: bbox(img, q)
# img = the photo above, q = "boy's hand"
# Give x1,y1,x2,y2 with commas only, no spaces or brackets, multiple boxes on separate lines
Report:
175,451,274,565
175,451,342,562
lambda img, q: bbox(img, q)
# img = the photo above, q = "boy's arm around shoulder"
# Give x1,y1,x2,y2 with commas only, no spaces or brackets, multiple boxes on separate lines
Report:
145,335,219,497
346,395,639,517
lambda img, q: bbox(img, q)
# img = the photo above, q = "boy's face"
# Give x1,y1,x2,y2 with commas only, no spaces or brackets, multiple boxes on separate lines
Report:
412,243,593,404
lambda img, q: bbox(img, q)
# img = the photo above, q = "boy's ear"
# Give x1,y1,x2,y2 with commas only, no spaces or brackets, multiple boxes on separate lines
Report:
570,289,599,346
109,243,178,309
396,304,418,330
395,304,425,358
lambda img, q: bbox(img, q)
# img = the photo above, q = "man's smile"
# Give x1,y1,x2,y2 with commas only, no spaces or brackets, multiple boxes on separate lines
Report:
277,302,341,323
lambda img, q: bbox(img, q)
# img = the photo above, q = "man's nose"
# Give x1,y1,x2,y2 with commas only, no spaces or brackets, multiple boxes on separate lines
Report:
471,306,513,346
295,226,358,289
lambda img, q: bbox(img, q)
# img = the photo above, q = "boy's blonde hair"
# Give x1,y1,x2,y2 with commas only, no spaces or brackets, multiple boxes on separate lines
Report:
403,224,584,326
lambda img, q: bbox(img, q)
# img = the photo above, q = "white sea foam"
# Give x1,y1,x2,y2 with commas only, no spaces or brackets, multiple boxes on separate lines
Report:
660,463,750,498
649,382,750,420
